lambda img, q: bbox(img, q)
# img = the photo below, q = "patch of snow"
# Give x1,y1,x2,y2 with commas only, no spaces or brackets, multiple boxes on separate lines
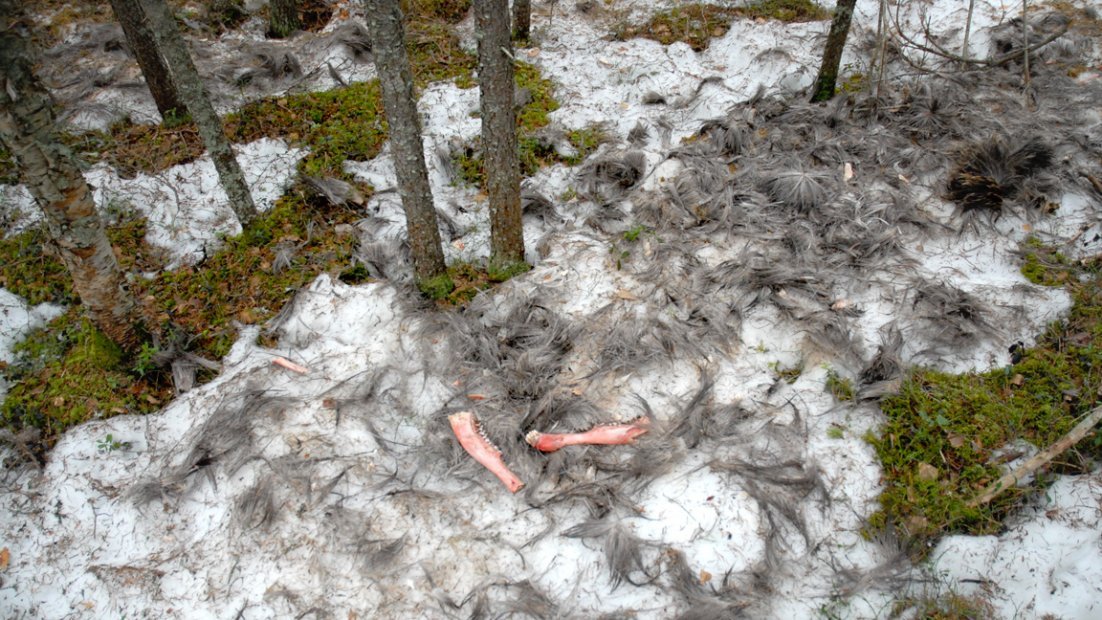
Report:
85,138,305,268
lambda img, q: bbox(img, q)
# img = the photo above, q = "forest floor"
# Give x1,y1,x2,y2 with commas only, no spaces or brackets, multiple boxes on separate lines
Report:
2,0,1102,618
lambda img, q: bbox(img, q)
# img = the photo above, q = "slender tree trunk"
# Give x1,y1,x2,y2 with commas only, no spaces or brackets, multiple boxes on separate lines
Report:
363,0,449,288
512,0,531,41
137,0,257,226
109,0,187,122
961,0,976,62
474,0,525,267
0,2,145,350
810,0,858,103
269,0,300,38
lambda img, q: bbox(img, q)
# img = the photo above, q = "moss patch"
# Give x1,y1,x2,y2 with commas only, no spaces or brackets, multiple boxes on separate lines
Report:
1,312,173,445
0,228,75,306
436,262,493,306
131,187,364,359
615,0,829,52
227,81,387,178
868,261,1102,553
453,63,610,188
1020,236,1074,286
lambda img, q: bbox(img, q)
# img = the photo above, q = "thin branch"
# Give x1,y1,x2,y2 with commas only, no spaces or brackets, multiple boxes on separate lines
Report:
888,3,1066,70
968,405,1102,508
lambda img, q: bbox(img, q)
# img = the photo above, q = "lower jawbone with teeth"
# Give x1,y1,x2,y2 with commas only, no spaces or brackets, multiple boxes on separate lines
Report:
525,417,650,453
448,411,525,493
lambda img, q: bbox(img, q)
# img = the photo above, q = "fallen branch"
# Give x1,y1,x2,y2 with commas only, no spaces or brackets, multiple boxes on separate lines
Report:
968,404,1102,508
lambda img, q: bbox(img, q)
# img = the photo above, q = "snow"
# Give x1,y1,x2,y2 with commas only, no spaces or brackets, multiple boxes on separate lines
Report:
2,0,1102,618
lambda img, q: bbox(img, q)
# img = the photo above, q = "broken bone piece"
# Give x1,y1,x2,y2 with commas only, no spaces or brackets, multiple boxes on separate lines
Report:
449,411,525,493
272,357,309,374
525,417,650,453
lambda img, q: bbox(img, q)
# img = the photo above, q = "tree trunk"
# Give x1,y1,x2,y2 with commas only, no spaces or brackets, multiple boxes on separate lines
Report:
269,0,300,38
0,3,145,350
363,0,449,289
474,0,525,267
810,0,857,103
109,0,188,122
512,0,530,41
137,0,257,226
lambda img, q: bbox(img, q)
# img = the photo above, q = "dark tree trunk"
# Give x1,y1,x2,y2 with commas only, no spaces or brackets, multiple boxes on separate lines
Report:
0,2,145,350
512,0,530,41
109,0,187,122
137,0,257,226
475,0,525,267
810,0,858,103
269,0,300,38
363,0,449,288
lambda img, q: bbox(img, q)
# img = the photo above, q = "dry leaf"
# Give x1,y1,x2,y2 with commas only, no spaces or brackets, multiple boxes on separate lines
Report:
0,547,9,571
699,569,712,584
917,462,939,481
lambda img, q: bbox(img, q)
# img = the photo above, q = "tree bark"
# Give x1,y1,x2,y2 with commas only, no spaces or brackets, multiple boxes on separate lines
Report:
810,0,857,103
474,0,525,267
0,2,145,350
269,0,300,38
363,0,448,287
512,0,530,41
137,0,257,226
109,0,188,122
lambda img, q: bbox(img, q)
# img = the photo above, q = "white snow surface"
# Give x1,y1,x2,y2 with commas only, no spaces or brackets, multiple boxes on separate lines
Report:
2,1,1102,618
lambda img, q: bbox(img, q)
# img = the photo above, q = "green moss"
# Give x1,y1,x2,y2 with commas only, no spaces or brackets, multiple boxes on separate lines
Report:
1,313,170,441
436,262,492,306
770,359,805,383
133,185,363,359
825,368,855,401
0,228,75,305
1020,237,1073,286
564,125,609,164
452,65,609,188
515,62,559,132
488,259,531,282
406,20,476,86
868,277,1102,553
891,592,995,619
615,1,828,52
228,81,387,178
418,273,457,299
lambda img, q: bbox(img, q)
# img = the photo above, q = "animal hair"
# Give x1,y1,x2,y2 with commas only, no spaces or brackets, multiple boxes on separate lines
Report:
562,519,655,589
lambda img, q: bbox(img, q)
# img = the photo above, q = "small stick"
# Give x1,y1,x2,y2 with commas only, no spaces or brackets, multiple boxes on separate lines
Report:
272,357,309,374
968,405,1102,508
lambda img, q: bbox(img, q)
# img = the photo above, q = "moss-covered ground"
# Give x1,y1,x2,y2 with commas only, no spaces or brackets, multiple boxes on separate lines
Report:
614,0,829,52
867,239,1102,555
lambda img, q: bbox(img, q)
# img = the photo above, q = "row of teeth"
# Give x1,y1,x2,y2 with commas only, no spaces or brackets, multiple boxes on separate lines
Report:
474,418,501,452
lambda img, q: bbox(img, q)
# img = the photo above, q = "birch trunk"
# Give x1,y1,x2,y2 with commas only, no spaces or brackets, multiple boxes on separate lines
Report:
364,0,449,287
810,0,858,103
137,0,257,226
475,0,525,267
0,3,144,350
110,0,188,122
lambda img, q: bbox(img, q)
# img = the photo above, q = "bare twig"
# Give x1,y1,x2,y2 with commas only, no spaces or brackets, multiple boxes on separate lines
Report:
888,3,1066,70
968,405,1102,508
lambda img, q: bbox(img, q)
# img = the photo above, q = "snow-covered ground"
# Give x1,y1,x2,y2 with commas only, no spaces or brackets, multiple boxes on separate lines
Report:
3,0,1102,618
